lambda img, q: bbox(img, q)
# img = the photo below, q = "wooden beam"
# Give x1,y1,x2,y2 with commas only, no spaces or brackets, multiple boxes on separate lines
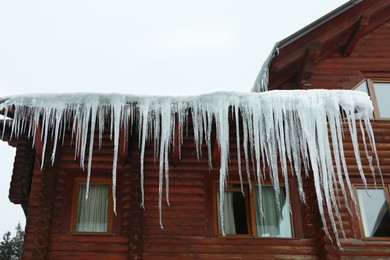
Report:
271,14,357,72
297,43,322,88
342,15,370,57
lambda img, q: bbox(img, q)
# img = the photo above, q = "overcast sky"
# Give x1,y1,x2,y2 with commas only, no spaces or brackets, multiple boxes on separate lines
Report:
0,0,348,236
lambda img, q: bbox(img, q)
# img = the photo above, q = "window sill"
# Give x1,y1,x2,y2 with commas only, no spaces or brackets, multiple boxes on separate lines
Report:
216,234,295,240
370,118,390,121
69,232,115,236
358,237,390,241
341,238,390,246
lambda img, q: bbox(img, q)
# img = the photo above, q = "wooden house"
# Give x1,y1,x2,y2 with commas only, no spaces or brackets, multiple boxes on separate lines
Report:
1,0,390,259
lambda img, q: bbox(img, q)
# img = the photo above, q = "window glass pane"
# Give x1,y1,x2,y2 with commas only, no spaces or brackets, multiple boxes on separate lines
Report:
76,184,109,232
354,80,373,118
357,188,390,237
374,82,390,118
217,190,248,235
355,80,369,95
254,185,292,238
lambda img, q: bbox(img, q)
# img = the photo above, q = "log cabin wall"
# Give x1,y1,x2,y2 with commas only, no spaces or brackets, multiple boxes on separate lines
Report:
309,121,390,259
324,120,390,259
20,138,58,259
16,119,324,259
15,115,390,259
337,121,390,258
298,18,390,260
140,122,321,260
20,130,132,260
134,119,390,259
139,121,390,259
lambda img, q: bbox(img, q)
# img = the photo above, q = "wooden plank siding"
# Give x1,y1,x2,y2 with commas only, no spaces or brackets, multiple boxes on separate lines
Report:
20,131,132,259
339,121,390,258
16,116,390,259
140,120,318,259
139,119,390,259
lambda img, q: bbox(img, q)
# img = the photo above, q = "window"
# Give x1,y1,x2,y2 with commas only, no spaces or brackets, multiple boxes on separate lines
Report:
71,178,113,233
216,183,293,238
354,79,390,119
356,187,390,238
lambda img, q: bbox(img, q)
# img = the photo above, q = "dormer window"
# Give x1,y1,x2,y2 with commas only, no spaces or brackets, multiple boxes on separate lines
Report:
355,79,390,119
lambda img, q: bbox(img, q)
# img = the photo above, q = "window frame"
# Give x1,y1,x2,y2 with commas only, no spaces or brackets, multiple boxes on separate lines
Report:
355,79,390,119
354,184,390,241
213,180,295,238
70,177,114,235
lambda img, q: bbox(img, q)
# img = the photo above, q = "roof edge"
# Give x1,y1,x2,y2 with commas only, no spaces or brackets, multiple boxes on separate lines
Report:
278,0,362,49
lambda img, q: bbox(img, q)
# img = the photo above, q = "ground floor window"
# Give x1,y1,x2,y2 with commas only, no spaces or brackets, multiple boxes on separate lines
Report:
216,183,293,238
72,178,113,233
356,187,390,238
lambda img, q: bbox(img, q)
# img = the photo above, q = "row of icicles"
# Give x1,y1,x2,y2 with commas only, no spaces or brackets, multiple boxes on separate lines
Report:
0,90,382,246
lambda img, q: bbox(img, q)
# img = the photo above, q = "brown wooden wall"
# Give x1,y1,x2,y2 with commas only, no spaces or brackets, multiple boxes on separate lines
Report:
16,118,390,259
140,128,321,260
307,21,390,258
21,131,132,259
337,121,390,259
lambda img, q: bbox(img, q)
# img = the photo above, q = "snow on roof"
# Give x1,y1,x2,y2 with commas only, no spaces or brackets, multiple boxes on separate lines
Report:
251,44,279,92
0,90,381,245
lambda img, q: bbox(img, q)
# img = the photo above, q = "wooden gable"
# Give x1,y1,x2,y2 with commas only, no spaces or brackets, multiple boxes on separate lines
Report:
268,0,390,90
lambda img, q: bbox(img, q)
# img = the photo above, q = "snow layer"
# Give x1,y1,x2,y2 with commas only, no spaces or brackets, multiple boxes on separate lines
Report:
0,90,381,245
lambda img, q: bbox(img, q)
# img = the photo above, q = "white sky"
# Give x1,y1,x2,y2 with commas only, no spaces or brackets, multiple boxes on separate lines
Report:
0,0,348,236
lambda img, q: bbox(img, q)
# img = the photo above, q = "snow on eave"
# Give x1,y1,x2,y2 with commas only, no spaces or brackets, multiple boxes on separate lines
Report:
251,44,279,93
0,90,382,246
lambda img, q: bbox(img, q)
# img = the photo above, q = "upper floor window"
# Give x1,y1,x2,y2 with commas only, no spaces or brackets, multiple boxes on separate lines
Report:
216,183,293,238
71,178,113,233
355,79,390,119
356,186,390,238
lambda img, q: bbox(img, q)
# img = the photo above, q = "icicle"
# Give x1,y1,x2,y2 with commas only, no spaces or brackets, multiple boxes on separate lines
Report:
234,103,244,194
138,99,150,209
363,116,383,186
85,101,99,200
158,99,174,228
242,117,252,191
110,95,123,215
0,90,380,246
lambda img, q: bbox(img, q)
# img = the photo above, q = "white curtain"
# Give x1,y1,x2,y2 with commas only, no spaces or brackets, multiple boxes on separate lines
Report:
76,184,109,232
217,191,236,234
254,185,292,237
